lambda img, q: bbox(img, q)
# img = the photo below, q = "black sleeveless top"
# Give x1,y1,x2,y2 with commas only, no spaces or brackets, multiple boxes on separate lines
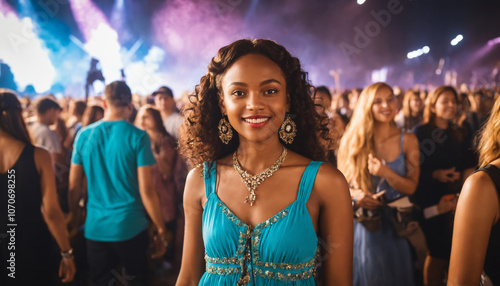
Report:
476,164,500,285
0,144,58,285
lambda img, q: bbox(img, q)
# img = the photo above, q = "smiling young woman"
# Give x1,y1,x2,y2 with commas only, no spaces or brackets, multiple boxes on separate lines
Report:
337,82,421,286
412,86,476,286
220,53,288,147
176,39,353,285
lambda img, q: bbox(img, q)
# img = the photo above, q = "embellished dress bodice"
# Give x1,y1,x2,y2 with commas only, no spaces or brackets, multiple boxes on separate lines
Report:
199,161,323,285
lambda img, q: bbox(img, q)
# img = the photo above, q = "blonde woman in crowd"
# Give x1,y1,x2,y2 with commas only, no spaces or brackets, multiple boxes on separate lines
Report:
338,82,420,286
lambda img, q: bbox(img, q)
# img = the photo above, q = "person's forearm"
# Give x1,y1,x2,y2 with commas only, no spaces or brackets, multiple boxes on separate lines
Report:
383,168,418,196
140,188,166,233
42,207,72,251
68,183,82,215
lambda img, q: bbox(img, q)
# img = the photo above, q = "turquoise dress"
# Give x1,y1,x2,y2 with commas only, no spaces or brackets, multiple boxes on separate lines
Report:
353,132,414,286
199,161,323,285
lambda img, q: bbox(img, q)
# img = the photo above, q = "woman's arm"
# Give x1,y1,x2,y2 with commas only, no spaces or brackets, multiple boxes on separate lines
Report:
448,172,499,285
369,133,420,195
35,147,76,283
176,167,206,285
315,164,353,286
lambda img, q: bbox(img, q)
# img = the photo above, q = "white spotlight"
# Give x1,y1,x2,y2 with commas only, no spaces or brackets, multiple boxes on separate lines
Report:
451,34,463,46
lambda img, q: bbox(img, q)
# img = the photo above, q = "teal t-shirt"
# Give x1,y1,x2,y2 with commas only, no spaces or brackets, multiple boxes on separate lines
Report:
72,120,156,241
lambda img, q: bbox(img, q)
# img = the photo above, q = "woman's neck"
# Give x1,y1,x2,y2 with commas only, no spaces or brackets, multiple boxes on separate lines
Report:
235,139,285,174
0,130,21,157
434,116,449,129
373,121,394,143
0,129,15,143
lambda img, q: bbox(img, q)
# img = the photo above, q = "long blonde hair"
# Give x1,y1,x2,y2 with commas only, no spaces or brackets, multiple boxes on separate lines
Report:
477,96,500,168
338,82,393,193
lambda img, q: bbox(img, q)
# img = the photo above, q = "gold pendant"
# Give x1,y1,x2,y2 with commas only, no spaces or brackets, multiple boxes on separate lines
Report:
244,192,257,206
233,148,287,207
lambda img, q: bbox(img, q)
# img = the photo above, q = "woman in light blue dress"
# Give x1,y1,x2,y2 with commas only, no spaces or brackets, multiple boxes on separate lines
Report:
338,82,421,286
175,39,353,285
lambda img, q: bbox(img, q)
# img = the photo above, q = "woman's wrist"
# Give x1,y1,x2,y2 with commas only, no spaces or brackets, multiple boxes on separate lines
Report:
380,164,390,179
154,231,168,247
61,248,74,259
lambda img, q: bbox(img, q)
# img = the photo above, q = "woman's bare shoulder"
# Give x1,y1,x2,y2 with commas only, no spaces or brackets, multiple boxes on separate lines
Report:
33,146,52,170
402,132,419,147
316,163,349,188
459,168,500,224
313,163,351,209
463,170,497,196
184,165,207,206
283,149,313,167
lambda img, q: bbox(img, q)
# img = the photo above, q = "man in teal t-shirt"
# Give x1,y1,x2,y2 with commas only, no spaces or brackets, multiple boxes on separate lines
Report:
69,81,167,286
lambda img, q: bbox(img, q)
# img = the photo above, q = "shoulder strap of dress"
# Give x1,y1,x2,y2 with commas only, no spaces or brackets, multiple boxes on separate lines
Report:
297,161,324,203
22,144,35,164
24,143,34,154
476,165,500,200
20,144,36,173
400,131,405,153
203,161,217,198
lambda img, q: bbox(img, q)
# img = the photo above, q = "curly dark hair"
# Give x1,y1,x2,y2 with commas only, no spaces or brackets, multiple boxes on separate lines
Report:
179,39,331,167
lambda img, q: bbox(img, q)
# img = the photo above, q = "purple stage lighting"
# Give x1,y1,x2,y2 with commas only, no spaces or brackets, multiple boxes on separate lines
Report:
69,0,111,42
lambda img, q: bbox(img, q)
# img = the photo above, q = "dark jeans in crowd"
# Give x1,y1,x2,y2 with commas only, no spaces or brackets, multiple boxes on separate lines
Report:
86,230,149,286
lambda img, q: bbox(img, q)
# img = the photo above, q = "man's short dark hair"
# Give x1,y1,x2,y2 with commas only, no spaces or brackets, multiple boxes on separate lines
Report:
152,86,174,98
36,97,62,115
105,81,132,107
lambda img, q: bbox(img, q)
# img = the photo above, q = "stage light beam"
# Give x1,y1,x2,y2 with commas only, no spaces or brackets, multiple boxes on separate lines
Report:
488,37,500,46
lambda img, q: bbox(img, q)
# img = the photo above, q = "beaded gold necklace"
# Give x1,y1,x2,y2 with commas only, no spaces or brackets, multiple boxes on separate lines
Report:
233,147,287,206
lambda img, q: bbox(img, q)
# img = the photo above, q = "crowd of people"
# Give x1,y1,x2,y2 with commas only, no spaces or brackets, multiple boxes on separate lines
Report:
1,38,500,286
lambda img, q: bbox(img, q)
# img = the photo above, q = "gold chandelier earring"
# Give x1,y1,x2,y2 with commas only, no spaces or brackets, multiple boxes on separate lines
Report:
279,113,297,144
218,116,233,144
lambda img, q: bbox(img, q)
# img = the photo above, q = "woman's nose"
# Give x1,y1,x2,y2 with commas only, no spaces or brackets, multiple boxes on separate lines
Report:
246,93,264,110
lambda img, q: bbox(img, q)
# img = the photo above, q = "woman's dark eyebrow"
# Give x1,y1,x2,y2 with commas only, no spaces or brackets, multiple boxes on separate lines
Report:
228,79,282,88
261,79,281,86
228,82,247,88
